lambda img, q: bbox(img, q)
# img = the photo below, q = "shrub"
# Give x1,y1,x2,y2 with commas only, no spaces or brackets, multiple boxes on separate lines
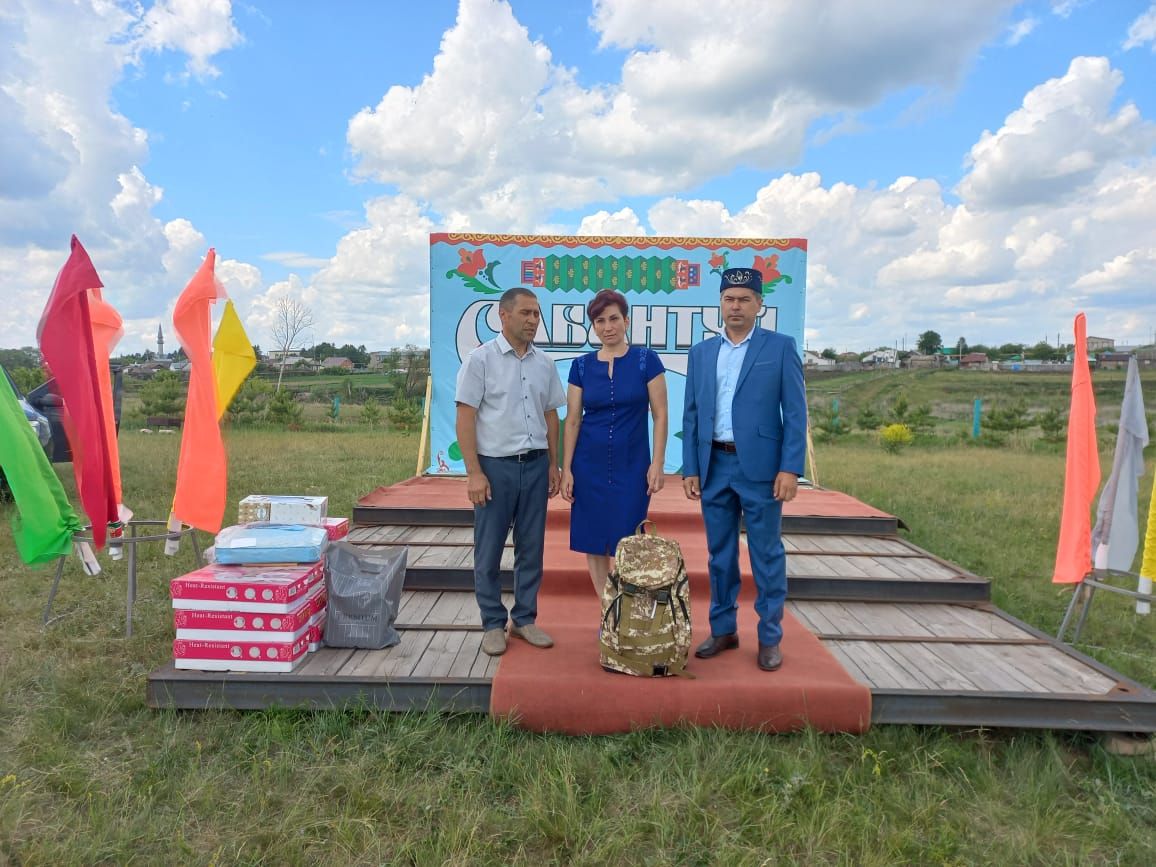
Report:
810,399,846,441
361,397,383,426
1036,407,1065,443
227,377,272,425
387,394,421,431
855,406,882,431
266,388,304,427
888,394,909,424
879,423,914,453
140,370,185,417
906,403,935,433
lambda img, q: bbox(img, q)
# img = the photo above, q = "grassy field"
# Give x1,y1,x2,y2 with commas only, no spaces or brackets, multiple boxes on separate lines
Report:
2,370,1155,864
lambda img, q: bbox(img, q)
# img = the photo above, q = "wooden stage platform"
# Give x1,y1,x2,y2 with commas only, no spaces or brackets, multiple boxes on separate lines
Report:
149,479,1156,733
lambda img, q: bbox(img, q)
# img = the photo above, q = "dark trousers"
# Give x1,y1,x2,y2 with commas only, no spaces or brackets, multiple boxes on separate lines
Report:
701,449,787,646
473,452,549,631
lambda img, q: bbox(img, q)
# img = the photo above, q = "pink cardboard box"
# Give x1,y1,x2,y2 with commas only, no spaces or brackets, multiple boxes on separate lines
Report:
170,561,324,611
323,517,349,540
174,584,327,641
173,633,311,672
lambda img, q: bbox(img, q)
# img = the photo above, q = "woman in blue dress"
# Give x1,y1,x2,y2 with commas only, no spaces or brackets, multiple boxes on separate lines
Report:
561,289,668,595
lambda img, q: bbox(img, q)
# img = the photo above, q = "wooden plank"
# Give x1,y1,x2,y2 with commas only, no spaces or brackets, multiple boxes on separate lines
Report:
926,643,1046,693
1013,644,1119,695
469,643,495,677
788,554,841,577
397,591,441,626
831,602,937,637
783,535,825,553
411,545,461,569
427,592,474,626
295,648,354,676
941,606,1032,640
499,548,515,570
818,555,874,578
886,641,982,692
411,630,468,677
821,641,875,687
373,630,436,677
802,601,867,634
448,632,485,678
826,640,924,689
338,649,381,678
872,642,943,690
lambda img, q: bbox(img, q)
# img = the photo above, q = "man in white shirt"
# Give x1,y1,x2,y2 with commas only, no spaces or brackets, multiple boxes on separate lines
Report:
455,287,565,656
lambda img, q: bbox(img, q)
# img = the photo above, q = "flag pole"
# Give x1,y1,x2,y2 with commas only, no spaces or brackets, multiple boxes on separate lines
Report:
415,374,433,476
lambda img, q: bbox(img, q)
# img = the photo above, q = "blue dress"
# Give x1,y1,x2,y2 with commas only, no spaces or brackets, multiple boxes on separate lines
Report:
568,345,665,555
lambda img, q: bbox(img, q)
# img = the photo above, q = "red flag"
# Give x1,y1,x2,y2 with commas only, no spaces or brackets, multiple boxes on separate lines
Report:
36,236,117,549
1053,313,1101,583
170,249,227,533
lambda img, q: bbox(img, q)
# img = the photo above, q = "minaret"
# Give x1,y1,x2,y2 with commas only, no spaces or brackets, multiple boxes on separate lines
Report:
157,323,165,359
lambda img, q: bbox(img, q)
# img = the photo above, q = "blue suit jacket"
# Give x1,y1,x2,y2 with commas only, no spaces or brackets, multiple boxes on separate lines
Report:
681,327,807,485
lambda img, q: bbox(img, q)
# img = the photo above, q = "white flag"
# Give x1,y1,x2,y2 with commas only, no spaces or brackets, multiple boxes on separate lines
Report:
1091,357,1149,573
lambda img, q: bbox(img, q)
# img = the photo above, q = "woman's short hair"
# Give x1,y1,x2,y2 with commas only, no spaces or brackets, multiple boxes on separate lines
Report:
587,289,628,321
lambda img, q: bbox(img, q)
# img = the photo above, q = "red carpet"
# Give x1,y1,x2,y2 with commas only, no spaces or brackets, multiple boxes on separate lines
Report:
488,497,873,735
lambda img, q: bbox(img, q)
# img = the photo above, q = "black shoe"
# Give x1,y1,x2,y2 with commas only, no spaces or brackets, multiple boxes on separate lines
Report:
694,633,739,659
757,644,783,671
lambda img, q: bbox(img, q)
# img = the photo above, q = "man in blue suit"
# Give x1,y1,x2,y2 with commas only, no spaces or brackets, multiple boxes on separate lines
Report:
682,267,808,671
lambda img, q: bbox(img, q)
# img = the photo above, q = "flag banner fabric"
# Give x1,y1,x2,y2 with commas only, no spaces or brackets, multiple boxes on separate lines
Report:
0,373,83,564
87,287,132,530
212,299,257,420
1053,313,1101,584
35,236,118,549
427,234,808,474
1091,356,1149,573
1139,463,1156,615
170,249,227,534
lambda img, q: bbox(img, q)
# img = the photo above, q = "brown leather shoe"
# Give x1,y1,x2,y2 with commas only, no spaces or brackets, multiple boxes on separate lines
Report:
757,644,783,671
694,633,739,659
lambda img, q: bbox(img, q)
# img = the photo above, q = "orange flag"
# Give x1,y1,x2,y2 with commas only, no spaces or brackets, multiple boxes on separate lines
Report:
170,250,227,534
88,289,130,516
1053,313,1101,583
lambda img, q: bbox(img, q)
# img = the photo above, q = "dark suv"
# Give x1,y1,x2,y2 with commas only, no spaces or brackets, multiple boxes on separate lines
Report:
1,363,123,464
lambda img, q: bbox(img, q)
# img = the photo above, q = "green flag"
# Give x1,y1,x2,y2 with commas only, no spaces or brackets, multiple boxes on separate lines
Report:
0,375,81,564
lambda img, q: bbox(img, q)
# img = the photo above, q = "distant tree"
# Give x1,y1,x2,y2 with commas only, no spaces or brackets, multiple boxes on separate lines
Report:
1025,341,1057,361
907,403,935,433
0,348,39,370
855,406,882,431
140,370,185,417
810,400,846,441
387,394,421,431
361,396,383,426
888,394,910,425
1036,407,1065,443
986,401,1031,433
917,330,943,355
9,366,45,394
955,337,968,357
820,347,838,360
968,344,992,357
997,343,1025,358
227,377,272,425
270,297,314,392
266,388,304,427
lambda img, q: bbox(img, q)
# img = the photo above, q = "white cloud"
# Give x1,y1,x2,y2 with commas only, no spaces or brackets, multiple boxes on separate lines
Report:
1006,17,1038,45
1073,248,1156,293
959,56,1156,209
133,0,243,79
1124,4,1156,51
0,0,243,346
347,0,1020,227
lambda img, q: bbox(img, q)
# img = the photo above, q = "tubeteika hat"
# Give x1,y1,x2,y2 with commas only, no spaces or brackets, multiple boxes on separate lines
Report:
719,267,762,294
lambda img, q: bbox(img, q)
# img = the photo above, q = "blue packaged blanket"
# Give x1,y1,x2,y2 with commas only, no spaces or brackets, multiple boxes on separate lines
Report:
213,523,329,564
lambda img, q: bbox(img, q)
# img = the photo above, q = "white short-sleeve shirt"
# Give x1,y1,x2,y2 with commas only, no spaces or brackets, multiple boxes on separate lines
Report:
455,333,566,457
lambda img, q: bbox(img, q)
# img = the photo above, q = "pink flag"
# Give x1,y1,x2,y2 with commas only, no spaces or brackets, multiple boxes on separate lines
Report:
36,236,118,549
1053,313,1101,583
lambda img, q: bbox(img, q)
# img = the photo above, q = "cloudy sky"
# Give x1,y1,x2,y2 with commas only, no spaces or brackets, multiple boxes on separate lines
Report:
3,0,1155,354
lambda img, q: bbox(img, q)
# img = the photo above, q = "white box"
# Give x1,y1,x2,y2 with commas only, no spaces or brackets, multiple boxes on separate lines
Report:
238,495,328,525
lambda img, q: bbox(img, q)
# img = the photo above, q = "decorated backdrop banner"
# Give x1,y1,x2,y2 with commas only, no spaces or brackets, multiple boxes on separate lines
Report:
428,234,808,474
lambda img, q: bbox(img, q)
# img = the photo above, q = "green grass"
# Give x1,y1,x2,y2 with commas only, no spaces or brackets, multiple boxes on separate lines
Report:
2,377,1156,864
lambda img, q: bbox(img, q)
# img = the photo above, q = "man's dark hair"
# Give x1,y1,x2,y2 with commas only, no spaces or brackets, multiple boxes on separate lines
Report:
499,287,537,312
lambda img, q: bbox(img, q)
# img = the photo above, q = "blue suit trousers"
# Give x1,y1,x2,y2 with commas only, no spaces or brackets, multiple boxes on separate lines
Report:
701,449,787,647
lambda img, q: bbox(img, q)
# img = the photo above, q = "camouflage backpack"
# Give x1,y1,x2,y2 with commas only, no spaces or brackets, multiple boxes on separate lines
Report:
599,521,693,677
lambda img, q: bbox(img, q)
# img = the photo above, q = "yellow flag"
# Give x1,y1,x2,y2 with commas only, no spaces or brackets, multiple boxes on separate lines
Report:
1139,470,1156,613
212,299,256,420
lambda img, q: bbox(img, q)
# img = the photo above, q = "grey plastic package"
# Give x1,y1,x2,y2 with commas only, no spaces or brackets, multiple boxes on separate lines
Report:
324,541,407,649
